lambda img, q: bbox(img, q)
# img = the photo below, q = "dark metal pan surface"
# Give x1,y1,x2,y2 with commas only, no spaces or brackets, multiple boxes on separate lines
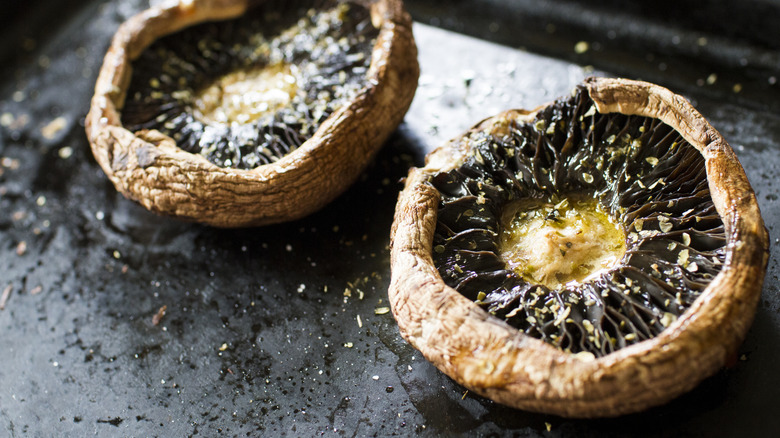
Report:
1,0,779,435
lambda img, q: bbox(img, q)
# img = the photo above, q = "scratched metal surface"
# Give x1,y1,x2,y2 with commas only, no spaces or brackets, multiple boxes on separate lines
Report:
1,1,779,436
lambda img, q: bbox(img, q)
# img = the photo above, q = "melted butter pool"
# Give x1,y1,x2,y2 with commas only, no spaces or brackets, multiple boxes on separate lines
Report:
500,197,626,289
192,62,298,125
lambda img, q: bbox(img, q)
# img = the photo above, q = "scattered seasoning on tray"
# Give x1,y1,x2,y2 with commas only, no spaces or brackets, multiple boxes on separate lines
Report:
152,305,167,326
41,116,67,140
121,1,378,170
58,147,73,159
0,284,12,310
1,157,20,170
0,112,13,127
15,241,27,256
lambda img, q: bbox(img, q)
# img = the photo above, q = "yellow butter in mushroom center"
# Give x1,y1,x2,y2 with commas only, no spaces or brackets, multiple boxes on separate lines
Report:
500,197,626,289
192,62,298,125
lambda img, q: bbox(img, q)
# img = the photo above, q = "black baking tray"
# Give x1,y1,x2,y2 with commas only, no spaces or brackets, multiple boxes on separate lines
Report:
1,1,779,436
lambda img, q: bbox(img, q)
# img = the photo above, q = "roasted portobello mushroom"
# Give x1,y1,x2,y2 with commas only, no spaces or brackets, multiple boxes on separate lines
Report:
389,77,769,417
86,0,418,227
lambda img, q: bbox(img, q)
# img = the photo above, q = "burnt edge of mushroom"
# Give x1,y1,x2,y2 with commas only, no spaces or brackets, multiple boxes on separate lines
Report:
388,77,769,417
86,0,419,227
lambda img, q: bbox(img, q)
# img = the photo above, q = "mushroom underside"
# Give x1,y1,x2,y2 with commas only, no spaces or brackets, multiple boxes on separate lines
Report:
122,0,378,169
430,86,725,357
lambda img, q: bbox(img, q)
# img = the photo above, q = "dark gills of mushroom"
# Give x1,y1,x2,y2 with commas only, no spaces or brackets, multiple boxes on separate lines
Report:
121,0,378,169
430,86,726,358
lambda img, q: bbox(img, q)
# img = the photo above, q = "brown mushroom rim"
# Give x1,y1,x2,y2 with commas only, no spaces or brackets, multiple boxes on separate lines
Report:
122,1,378,169
85,0,418,227
388,77,769,417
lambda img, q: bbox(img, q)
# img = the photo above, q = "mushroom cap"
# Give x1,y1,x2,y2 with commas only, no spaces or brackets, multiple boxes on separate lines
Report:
86,0,418,227
388,77,769,417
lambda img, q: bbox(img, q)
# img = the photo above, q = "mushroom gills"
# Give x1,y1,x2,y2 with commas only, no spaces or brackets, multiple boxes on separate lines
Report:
430,86,727,357
121,0,378,169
